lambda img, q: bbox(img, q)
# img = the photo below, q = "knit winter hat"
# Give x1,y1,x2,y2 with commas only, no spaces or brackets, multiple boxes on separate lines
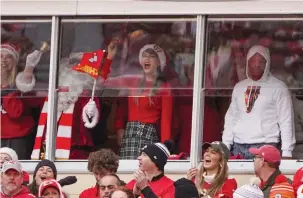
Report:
34,159,57,179
0,147,18,161
298,184,303,198
174,178,199,198
141,142,170,171
233,184,264,198
269,182,295,198
38,179,65,198
0,43,20,62
139,44,167,71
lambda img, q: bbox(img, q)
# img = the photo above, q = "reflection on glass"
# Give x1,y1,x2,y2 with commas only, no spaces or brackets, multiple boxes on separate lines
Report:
1,22,51,160
205,19,303,159
46,20,197,160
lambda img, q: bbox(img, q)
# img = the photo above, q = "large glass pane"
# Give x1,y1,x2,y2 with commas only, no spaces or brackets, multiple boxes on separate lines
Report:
1,20,52,161
41,17,197,160
204,17,303,160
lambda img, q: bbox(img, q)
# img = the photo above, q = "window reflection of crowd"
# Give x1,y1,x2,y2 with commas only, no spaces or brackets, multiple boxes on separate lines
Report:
1,20,303,161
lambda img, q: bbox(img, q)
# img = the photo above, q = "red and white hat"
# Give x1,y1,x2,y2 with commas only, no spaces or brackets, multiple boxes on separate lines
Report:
39,179,65,198
0,43,20,62
298,184,303,198
139,44,167,71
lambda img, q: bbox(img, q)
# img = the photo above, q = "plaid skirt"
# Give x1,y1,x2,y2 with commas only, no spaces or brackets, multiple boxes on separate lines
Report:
119,121,159,159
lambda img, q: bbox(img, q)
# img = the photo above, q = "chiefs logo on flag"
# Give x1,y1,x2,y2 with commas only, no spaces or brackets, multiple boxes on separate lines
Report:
72,50,110,79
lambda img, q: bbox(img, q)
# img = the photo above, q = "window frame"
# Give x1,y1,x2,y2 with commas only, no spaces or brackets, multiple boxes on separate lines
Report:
2,0,303,175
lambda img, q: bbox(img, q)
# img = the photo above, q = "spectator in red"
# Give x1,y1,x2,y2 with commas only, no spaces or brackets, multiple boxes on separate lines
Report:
104,44,173,159
0,147,30,185
38,179,65,198
293,167,303,197
126,142,175,198
1,42,45,159
186,141,237,198
249,145,291,197
79,149,120,198
0,160,35,198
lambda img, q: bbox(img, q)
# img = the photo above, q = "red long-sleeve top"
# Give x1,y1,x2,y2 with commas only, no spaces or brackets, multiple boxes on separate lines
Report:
201,177,237,198
103,76,173,142
1,91,44,138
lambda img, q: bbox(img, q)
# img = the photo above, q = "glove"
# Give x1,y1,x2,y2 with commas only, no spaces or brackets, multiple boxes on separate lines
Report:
84,100,98,119
58,176,77,187
26,50,42,67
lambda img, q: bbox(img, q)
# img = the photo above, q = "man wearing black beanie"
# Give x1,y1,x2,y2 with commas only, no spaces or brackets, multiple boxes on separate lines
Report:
125,142,175,198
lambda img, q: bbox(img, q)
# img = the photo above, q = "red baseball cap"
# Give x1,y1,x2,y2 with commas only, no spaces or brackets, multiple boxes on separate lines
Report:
38,179,65,198
249,145,281,163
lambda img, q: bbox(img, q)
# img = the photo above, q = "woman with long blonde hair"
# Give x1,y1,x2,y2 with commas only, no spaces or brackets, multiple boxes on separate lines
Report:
1,41,43,159
187,141,237,198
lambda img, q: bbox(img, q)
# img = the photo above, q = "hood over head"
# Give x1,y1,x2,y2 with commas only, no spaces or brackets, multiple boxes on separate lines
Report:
246,45,271,82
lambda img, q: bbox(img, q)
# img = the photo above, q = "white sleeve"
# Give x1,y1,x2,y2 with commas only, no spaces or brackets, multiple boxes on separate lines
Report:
275,83,296,157
15,72,36,93
222,87,238,150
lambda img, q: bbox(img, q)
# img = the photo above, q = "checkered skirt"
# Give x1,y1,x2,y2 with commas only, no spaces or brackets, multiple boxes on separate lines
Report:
119,121,159,159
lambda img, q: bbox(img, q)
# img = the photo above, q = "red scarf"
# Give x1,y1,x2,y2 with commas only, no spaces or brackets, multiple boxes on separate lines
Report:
31,99,74,160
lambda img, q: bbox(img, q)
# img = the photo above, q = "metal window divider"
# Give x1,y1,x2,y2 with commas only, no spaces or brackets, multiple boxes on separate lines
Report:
45,16,60,161
190,15,207,168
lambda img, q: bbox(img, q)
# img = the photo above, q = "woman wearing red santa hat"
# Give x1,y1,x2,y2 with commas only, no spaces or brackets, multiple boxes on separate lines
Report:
30,41,118,160
1,42,45,159
102,44,172,159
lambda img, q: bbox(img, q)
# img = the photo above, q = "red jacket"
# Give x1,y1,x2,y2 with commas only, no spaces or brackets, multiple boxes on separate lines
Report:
126,175,175,198
79,185,100,198
1,91,43,138
114,81,173,142
0,185,35,198
201,177,237,198
176,89,222,154
293,167,303,197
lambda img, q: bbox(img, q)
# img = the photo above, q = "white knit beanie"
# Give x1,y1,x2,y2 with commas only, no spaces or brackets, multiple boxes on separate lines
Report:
233,177,264,198
139,44,167,71
297,184,303,198
0,147,18,161
0,43,20,62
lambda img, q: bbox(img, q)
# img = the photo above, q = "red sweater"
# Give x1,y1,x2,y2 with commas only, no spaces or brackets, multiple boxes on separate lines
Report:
201,177,237,198
126,175,175,198
293,167,303,197
0,186,35,198
79,185,100,198
176,89,222,154
1,91,43,138
112,78,173,142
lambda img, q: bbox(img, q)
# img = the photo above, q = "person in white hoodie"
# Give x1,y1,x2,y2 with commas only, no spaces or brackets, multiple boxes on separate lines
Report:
222,45,295,159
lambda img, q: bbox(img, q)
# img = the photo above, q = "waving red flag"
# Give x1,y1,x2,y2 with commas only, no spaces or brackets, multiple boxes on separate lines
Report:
72,50,105,79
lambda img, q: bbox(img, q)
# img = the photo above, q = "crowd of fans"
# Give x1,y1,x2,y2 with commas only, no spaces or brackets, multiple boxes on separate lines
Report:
1,142,303,197
1,20,303,197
